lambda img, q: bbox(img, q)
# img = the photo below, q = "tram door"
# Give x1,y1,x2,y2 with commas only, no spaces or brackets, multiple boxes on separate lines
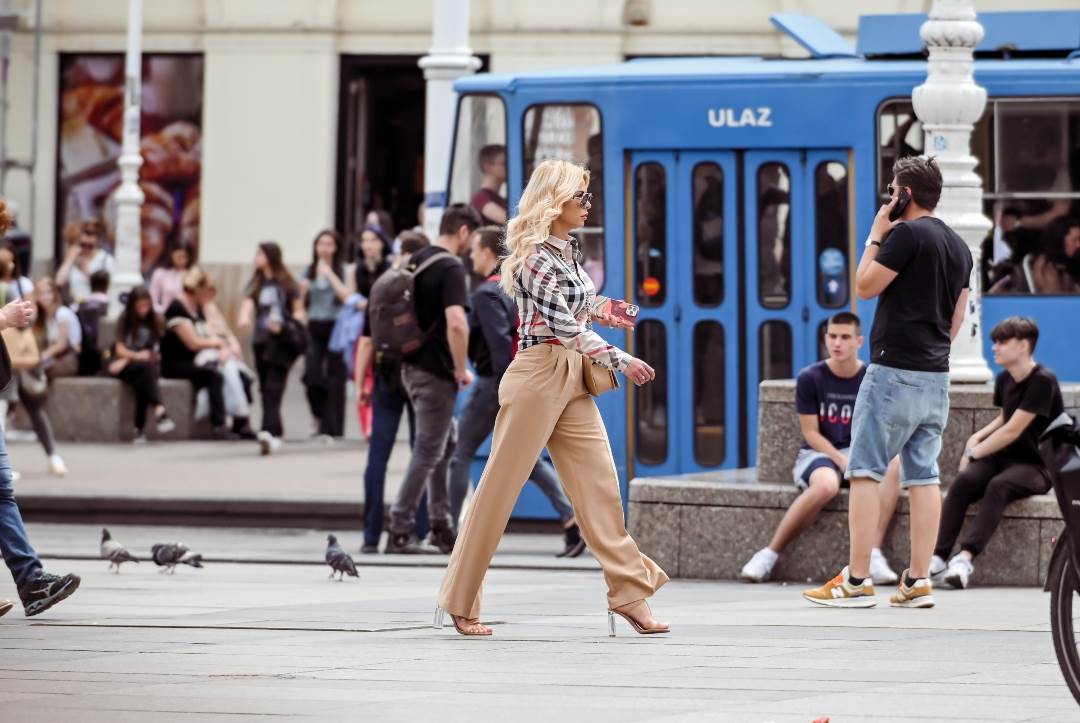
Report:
630,149,851,475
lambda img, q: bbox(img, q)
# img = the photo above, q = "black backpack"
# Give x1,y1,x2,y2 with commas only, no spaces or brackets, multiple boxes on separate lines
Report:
368,251,460,362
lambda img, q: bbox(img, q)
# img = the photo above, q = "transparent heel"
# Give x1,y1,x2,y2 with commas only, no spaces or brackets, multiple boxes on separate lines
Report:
433,606,445,630
607,610,616,637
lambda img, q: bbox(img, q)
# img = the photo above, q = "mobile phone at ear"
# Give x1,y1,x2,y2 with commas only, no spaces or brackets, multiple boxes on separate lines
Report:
888,189,911,222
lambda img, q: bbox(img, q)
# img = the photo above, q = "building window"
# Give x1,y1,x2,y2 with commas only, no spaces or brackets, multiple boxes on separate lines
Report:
876,98,1080,295
448,94,507,226
523,104,605,290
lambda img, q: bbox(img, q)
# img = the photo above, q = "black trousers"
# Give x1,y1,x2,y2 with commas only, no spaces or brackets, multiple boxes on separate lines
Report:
935,453,1050,559
114,361,163,432
164,361,225,428
253,345,289,438
303,319,346,437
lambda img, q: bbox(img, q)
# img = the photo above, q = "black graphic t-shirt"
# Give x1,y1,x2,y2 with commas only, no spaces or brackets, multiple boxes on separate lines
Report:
795,360,866,450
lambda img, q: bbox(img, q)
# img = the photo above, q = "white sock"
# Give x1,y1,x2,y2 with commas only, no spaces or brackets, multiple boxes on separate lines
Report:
759,547,779,563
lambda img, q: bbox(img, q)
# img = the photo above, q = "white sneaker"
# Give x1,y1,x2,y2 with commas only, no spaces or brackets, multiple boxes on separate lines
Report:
870,547,899,585
47,454,67,477
944,555,974,589
257,431,273,456
739,547,778,583
133,432,147,445
929,555,948,584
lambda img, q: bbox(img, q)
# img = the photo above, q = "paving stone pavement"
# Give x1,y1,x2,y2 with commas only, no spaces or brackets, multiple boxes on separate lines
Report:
0,534,1077,723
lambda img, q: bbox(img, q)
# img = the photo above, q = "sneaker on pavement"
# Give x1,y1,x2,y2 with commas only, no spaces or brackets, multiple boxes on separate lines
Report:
384,533,440,555
803,566,877,608
18,571,81,617
155,413,176,435
557,523,587,558
944,555,974,590
740,547,779,583
257,431,282,455
890,569,935,608
870,547,899,585
360,543,379,555
47,454,67,477
133,431,148,445
929,554,948,585
0,599,12,617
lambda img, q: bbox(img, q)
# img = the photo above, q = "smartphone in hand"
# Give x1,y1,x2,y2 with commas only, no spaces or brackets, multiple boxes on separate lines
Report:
609,300,640,326
888,189,912,222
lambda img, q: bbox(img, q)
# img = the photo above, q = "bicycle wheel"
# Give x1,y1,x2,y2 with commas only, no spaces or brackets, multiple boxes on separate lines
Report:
1049,544,1080,705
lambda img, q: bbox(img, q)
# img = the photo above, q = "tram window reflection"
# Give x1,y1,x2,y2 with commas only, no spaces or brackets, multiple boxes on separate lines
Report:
817,320,828,361
634,162,667,307
814,161,849,308
692,163,724,306
757,163,791,309
693,321,725,467
448,95,506,215
759,321,793,381
635,320,668,466
523,104,605,290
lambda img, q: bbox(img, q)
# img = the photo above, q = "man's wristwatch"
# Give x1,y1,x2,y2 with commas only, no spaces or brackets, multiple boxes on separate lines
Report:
864,236,881,248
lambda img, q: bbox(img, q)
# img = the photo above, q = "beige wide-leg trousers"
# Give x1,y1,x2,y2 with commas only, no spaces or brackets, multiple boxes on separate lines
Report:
438,342,669,619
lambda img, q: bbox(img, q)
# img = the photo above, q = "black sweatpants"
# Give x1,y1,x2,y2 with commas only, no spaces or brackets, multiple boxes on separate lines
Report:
303,319,346,437
253,345,289,438
164,362,226,428
934,454,1050,559
114,361,163,432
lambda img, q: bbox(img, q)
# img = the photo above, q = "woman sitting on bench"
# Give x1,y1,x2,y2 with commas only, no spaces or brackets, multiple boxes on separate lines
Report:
109,286,176,443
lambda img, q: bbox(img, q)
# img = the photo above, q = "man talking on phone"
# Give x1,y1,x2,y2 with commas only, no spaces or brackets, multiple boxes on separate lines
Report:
804,156,972,609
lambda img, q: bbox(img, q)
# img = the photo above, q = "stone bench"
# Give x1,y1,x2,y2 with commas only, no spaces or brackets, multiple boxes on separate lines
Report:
38,376,210,442
628,469,1062,586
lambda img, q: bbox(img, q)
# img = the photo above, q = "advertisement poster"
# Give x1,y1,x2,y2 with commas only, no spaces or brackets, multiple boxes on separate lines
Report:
57,54,203,273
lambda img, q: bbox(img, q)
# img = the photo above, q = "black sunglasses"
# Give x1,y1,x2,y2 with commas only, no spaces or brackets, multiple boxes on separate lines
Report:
886,184,908,196
571,191,594,208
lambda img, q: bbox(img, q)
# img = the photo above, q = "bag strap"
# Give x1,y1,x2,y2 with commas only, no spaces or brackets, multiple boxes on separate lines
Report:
408,250,461,279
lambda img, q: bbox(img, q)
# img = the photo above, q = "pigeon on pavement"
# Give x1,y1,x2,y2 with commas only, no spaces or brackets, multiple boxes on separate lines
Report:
151,542,204,574
325,534,358,581
100,528,139,573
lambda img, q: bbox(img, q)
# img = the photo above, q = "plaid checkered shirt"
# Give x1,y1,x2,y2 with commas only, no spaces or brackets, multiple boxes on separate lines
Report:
514,235,631,372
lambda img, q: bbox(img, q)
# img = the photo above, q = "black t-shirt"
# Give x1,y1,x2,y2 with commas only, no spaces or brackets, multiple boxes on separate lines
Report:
993,364,1064,467
406,246,468,381
355,258,391,299
795,360,866,450
870,217,973,372
160,299,201,376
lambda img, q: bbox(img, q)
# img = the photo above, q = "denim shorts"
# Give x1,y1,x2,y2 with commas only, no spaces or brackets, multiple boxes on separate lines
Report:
846,364,950,488
792,446,850,489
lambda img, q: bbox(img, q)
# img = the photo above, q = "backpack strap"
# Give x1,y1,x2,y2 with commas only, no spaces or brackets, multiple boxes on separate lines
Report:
409,250,461,278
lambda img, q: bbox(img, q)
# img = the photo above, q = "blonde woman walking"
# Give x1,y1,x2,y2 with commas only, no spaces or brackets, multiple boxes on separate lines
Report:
435,160,669,637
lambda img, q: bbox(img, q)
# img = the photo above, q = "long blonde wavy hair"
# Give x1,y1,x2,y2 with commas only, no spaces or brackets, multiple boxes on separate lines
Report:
499,160,590,296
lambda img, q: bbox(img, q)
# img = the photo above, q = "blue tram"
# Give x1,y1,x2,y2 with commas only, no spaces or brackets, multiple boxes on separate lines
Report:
444,11,1080,518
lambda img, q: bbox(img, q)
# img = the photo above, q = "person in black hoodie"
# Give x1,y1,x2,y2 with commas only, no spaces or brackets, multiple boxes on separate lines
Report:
446,226,584,557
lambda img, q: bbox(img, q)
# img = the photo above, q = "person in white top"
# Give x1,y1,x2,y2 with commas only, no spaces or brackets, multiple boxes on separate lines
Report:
148,242,195,314
55,219,114,304
34,278,81,380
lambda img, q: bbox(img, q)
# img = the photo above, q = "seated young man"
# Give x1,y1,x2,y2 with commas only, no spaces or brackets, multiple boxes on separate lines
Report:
931,316,1064,589
741,312,901,584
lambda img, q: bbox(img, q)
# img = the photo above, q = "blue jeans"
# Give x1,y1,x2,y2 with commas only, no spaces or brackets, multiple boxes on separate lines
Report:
448,374,574,525
362,373,427,546
846,363,950,488
0,433,42,586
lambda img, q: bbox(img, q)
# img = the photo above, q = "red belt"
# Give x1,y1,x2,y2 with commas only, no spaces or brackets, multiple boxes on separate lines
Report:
542,338,563,346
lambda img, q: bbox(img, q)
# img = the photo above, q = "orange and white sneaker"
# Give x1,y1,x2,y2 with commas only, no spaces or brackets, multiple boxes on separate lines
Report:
889,569,935,608
803,566,877,608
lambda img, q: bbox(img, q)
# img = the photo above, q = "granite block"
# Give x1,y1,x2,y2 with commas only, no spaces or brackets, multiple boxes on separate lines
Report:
627,502,680,577
630,478,788,508
679,505,781,579
770,510,852,582
756,401,802,484
759,379,796,403
43,377,200,442
967,517,1043,586
940,409,975,488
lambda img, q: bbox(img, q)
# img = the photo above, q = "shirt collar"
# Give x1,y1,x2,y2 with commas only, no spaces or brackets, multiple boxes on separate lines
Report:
545,234,575,252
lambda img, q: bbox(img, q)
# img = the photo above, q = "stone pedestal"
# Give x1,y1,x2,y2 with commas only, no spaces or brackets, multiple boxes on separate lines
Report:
756,379,1080,487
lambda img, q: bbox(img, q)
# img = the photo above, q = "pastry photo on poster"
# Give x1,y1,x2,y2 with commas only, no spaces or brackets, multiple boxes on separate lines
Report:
57,54,203,276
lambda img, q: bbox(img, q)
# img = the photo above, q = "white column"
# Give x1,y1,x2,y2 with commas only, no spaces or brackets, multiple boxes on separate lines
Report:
111,0,145,312
912,0,993,383
419,0,480,241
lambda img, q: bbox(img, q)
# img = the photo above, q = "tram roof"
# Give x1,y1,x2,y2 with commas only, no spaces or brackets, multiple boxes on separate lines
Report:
456,55,1080,94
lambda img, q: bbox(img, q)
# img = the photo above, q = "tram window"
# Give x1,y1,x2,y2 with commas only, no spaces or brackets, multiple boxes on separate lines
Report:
448,95,507,223
633,162,667,307
756,163,791,309
814,162,850,308
523,104,606,290
693,321,725,467
692,163,724,306
759,321,793,381
635,320,668,466
817,320,829,361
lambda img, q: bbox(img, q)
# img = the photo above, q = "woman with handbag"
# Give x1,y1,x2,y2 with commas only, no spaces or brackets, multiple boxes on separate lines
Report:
436,160,668,637
238,241,305,456
0,250,65,476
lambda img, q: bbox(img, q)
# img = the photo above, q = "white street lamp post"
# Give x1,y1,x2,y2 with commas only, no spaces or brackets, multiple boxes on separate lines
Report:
112,0,144,312
419,0,480,241
912,0,993,383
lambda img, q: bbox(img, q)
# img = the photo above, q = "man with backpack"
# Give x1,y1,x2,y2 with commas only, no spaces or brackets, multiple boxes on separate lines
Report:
370,204,480,554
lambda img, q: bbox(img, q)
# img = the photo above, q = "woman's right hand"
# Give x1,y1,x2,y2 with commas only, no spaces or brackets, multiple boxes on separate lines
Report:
624,357,655,386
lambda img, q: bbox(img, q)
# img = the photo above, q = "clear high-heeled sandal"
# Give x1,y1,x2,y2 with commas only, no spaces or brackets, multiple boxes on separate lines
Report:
607,601,670,637
434,606,492,636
